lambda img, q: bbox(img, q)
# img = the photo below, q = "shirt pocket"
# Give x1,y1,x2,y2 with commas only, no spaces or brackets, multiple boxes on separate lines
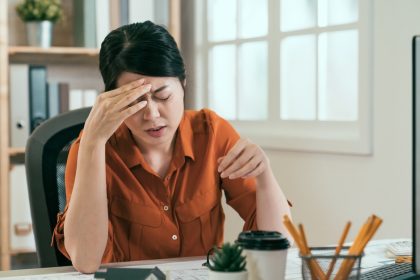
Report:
110,197,162,261
175,190,221,254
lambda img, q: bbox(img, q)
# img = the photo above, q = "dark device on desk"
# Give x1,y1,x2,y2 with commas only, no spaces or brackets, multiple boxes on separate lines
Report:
360,35,420,280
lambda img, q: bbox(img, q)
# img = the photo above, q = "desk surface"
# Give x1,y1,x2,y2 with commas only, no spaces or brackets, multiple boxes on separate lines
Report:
0,239,409,279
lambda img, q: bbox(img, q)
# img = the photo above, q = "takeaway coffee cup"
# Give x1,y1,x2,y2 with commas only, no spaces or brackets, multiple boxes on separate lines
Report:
236,231,290,280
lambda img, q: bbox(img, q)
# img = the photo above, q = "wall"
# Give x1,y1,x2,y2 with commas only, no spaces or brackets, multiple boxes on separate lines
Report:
267,0,420,245
222,0,420,245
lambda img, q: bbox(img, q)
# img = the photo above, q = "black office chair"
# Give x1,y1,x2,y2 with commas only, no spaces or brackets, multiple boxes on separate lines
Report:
25,107,91,267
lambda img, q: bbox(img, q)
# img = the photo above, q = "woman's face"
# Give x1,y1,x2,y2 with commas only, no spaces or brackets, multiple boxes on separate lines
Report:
116,72,185,150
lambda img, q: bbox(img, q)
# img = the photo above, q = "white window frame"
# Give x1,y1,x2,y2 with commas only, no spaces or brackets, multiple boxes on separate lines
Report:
192,0,373,155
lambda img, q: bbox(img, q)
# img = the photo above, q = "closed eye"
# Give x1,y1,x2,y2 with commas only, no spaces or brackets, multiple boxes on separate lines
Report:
154,95,171,101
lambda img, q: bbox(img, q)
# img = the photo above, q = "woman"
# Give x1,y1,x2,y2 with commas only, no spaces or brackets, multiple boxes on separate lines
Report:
53,21,291,273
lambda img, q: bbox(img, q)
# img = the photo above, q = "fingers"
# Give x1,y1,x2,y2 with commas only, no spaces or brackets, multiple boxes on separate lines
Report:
105,78,146,98
218,139,247,172
220,147,256,179
218,138,267,180
226,155,264,179
114,83,152,111
120,100,148,119
242,162,266,178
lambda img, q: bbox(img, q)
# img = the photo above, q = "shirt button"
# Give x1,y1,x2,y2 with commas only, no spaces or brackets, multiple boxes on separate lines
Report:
172,234,178,240
163,205,169,211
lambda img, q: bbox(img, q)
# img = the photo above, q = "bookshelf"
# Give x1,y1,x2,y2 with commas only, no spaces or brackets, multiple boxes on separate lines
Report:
9,46,100,64
0,0,181,271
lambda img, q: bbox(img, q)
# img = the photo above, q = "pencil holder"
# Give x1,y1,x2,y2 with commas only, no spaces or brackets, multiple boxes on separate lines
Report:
300,246,363,280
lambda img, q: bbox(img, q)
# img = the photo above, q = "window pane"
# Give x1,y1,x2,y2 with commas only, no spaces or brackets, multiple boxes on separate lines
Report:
280,0,316,32
209,45,236,120
238,42,268,120
239,0,268,38
280,35,316,120
207,0,236,41
318,30,358,121
319,0,358,27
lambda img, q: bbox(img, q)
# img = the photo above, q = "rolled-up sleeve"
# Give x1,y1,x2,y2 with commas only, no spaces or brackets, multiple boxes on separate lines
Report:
207,111,258,231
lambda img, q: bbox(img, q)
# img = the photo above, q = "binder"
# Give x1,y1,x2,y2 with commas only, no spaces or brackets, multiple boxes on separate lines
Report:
120,0,129,26
48,82,60,118
29,66,48,132
10,165,36,252
83,89,98,107
9,64,30,148
69,89,83,111
96,0,110,48
59,83,70,114
128,0,155,24
73,0,96,48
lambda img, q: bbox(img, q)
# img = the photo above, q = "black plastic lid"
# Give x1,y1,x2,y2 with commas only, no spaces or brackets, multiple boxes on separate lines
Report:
236,231,290,250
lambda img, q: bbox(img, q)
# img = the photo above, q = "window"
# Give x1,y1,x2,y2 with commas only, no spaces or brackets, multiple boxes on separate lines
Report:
194,0,372,154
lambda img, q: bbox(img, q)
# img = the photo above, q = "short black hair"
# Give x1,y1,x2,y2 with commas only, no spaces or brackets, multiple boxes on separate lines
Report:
99,21,186,91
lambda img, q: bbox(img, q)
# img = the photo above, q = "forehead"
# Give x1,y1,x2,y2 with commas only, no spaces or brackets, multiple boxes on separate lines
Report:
116,72,176,88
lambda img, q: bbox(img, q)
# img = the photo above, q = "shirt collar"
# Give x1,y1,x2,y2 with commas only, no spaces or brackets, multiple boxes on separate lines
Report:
112,113,195,170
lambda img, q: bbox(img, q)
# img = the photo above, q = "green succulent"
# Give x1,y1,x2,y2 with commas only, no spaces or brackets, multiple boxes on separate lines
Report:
16,0,63,23
208,243,247,272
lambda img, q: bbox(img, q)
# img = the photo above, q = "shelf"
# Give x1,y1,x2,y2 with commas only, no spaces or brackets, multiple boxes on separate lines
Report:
9,148,25,165
8,46,100,65
8,147,25,156
10,248,36,255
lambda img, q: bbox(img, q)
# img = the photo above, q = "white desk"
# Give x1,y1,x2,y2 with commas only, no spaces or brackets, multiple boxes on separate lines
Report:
0,239,407,279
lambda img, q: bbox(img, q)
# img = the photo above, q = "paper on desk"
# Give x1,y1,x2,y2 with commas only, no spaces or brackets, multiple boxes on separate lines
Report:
0,260,208,280
0,272,94,280
128,259,208,279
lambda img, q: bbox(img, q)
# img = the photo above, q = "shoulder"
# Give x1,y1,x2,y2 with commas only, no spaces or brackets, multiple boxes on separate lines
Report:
184,108,235,135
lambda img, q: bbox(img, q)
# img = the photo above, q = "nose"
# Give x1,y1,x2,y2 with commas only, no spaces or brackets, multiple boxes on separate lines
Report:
143,99,160,120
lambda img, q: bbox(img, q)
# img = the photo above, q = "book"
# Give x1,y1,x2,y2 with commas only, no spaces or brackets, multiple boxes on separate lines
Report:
109,0,121,30
386,240,412,257
73,0,97,48
83,89,98,107
48,82,60,118
29,66,48,132
10,165,36,252
96,0,110,48
69,89,83,111
9,64,30,147
120,0,129,26
58,83,70,114
128,0,155,24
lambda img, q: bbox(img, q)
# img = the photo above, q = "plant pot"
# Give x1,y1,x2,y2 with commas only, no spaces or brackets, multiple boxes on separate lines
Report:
208,270,248,280
26,20,53,48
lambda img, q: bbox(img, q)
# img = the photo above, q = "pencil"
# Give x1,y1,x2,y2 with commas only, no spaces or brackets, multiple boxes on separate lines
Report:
335,215,382,280
283,216,325,279
299,224,316,279
325,221,351,279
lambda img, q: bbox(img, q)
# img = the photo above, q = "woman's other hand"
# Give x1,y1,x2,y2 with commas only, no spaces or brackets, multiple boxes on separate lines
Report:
218,138,269,180
82,79,151,145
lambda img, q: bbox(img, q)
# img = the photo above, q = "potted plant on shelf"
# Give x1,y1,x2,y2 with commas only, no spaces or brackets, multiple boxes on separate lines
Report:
207,242,248,280
16,0,63,48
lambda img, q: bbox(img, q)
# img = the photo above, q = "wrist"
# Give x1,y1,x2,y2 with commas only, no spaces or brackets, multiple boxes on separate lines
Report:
256,165,274,188
79,136,106,152
80,132,107,147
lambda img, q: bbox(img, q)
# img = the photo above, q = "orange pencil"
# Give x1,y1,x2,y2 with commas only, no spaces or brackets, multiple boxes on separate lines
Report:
325,221,351,279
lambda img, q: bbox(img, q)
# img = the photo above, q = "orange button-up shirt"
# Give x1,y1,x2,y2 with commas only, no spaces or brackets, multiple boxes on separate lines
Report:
53,109,258,263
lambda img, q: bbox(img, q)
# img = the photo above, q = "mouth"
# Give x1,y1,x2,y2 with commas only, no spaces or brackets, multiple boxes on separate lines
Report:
146,126,166,132
145,125,167,138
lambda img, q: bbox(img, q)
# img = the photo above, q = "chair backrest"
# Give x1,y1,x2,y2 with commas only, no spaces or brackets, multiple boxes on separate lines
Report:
25,107,91,267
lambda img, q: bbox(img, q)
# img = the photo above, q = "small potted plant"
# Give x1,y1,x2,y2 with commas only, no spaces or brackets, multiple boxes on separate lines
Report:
207,242,248,280
16,0,63,47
